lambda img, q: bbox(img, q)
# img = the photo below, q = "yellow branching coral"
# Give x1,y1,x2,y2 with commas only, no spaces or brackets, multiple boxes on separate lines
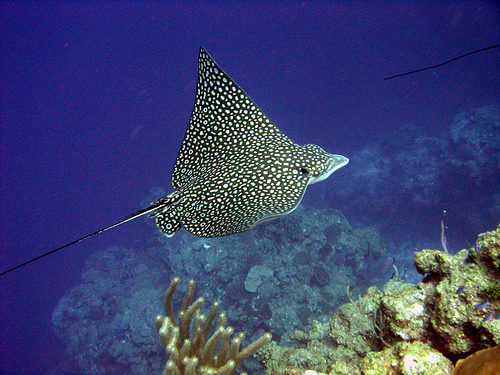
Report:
156,277,272,375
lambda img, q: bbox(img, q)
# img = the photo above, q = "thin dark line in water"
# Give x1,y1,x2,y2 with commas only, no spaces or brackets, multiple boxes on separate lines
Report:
384,44,500,80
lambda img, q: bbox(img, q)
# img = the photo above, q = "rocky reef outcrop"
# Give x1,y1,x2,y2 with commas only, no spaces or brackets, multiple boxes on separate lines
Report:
256,224,500,374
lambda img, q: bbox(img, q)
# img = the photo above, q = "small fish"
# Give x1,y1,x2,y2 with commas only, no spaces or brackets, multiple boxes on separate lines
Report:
475,244,479,252
474,301,492,310
456,286,466,294
483,312,495,321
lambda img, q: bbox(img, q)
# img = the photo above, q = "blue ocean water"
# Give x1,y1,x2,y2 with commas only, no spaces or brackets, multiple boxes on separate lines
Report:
0,2,499,374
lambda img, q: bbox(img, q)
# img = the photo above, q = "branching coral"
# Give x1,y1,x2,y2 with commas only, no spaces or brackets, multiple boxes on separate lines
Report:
155,277,272,375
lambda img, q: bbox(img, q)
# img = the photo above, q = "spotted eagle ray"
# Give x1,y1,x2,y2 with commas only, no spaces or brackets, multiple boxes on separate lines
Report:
1,47,348,276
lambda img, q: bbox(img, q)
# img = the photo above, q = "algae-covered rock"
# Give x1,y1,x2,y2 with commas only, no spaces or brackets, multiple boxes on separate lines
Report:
328,300,375,356
411,234,500,357
255,225,500,375
473,223,500,273
360,341,453,375
256,339,335,375
380,282,429,342
327,362,362,375
375,225,500,360
414,249,453,276
258,284,390,374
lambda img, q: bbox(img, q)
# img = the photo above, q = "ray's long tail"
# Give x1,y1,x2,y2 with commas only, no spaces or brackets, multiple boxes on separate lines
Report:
0,201,169,277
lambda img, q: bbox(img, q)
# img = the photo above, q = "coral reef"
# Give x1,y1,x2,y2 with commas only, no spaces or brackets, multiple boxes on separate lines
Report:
51,205,387,375
256,224,500,374
410,230,500,358
50,198,498,375
256,279,419,373
48,104,500,374
473,224,500,273
156,277,272,375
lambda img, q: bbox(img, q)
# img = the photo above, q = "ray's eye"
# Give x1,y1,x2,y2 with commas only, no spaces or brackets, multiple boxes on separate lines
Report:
300,168,309,175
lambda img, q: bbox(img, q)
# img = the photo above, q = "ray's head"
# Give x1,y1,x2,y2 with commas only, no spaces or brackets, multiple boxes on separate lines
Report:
299,144,349,184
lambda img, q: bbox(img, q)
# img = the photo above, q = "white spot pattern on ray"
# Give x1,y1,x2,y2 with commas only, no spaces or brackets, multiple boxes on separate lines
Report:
152,48,348,238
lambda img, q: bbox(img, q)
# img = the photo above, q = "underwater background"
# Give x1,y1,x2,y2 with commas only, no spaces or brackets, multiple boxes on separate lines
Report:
0,2,499,374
